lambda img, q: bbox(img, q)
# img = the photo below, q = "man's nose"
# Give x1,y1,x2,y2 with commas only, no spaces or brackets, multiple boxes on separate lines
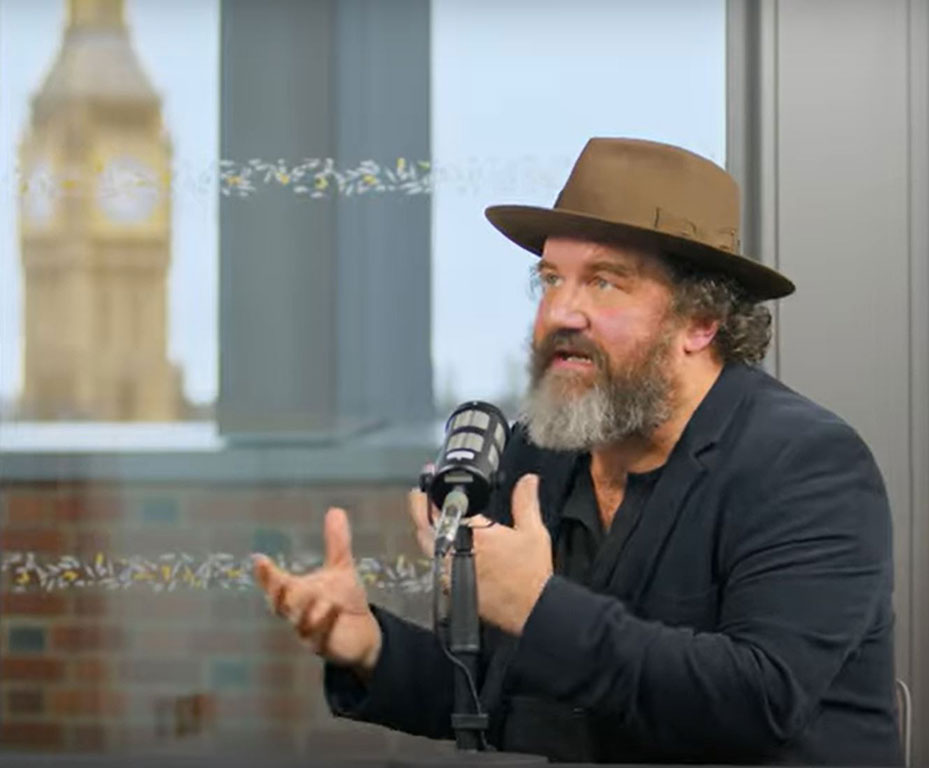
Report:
543,285,589,330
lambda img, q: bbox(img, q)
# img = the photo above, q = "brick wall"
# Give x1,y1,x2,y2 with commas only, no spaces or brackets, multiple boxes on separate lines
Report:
0,479,445,756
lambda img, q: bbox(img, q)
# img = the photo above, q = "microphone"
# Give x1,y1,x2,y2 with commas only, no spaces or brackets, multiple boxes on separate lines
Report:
420,401,510,556
433,487,469,558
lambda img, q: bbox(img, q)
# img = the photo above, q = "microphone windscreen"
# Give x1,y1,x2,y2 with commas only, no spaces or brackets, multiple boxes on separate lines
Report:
428,401,510,515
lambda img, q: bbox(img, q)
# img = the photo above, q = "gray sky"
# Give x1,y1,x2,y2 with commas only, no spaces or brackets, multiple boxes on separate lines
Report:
0,0,724,412
430,0,725,403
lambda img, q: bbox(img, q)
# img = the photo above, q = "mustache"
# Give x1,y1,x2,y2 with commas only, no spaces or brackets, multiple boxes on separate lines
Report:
530,330,609,381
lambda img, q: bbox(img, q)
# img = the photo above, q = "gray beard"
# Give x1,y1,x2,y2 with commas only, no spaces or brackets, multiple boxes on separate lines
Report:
520,333,674,452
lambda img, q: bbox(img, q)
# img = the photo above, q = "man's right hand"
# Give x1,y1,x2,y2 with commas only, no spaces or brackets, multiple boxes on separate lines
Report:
252,507,382,676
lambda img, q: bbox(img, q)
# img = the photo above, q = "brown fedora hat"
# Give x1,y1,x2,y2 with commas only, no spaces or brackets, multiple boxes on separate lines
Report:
485,138,794,300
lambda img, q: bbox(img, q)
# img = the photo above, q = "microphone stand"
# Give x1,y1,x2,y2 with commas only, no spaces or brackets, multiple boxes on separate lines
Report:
439,524,545,765
428,486,547,765
448,523,487,751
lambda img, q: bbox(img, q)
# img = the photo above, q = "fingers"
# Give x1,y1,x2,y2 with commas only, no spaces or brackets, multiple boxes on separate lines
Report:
306,596,337,629
304,603,341,655
408,473,439,558
407,487,431,530
280,577,316,625
295,597,340,654
254,554,330,623
511,474,544,531
252,554,291,615
323,507,354,569
409,462,440,529
251,553,277,592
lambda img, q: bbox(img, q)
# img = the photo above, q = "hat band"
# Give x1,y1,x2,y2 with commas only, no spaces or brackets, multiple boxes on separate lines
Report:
653,207,739,253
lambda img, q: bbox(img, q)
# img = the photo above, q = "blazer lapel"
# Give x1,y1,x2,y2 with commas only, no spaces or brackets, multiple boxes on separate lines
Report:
590,448,705,599
588,363,760,600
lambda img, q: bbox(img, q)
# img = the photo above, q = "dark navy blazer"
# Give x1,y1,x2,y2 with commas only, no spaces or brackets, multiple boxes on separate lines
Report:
326,363,902,765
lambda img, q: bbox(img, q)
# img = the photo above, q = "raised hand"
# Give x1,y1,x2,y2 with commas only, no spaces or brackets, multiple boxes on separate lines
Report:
470,474,553,635
253,507,382,673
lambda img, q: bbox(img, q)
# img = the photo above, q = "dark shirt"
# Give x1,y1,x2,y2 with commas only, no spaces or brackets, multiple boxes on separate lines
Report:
503,456,665,740
556,455,663,588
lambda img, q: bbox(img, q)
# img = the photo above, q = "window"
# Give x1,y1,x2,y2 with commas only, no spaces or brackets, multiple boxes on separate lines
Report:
431,0,725,412
0,0,725,757
0,0,218,427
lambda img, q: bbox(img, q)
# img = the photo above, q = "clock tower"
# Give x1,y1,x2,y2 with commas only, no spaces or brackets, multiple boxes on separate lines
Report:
18,0,182,421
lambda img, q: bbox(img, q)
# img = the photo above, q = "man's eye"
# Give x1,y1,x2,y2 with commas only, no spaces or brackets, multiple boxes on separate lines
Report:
528,270,555,299
592,276,615,291
532,271,560,291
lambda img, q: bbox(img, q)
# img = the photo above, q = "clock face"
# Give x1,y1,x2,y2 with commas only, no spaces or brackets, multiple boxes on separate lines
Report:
96,155,162,224
23,160,58,225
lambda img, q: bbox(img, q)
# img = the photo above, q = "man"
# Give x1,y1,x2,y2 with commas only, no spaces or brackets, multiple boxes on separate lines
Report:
253,138,901,764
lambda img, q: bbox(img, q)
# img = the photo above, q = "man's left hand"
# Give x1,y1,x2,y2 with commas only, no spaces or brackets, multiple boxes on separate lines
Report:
470,473,553,635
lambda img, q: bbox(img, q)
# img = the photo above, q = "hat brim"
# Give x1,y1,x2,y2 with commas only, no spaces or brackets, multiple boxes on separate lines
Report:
484,205,795,300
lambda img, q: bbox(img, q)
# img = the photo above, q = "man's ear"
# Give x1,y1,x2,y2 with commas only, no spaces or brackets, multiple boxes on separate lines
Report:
682,315,720,355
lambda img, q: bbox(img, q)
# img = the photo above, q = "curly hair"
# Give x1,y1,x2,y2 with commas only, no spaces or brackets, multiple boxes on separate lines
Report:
666,261,773,365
